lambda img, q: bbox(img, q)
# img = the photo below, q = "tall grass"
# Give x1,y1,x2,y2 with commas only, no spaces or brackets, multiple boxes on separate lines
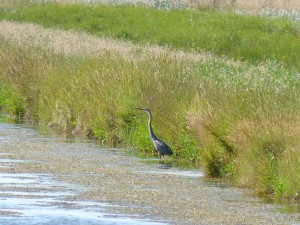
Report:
0,3,299,70
1,29,299,199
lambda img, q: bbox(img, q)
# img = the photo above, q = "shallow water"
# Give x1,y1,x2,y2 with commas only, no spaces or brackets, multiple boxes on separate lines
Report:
0,166,167,224
0,117,168,225
0,115,299,224
0,166,167,225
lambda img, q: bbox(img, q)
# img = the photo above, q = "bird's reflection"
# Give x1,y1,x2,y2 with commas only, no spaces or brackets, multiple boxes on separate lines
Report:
158,161,172,169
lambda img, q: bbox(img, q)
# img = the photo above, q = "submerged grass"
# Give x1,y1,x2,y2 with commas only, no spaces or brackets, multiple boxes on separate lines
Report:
0,25,299,200
0,3,299,70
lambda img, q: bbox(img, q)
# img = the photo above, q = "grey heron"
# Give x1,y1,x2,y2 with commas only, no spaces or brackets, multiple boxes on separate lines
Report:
136,108,173,162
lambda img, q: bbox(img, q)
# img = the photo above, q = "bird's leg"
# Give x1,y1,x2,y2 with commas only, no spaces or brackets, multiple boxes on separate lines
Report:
158,153,165,164
158,152,162,164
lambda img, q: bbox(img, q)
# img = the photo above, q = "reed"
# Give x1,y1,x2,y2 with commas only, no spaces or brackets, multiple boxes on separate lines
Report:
1,31,299,199
0,2,299,199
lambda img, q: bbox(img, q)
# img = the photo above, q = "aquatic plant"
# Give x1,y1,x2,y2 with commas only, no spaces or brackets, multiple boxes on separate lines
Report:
0,2,299,199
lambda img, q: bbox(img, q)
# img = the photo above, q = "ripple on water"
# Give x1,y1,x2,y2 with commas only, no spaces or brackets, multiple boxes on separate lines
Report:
0,115,167,225
0,159,168,225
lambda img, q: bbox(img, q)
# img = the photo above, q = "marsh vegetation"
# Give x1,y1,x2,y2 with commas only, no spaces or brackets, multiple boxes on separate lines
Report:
0,2,299,200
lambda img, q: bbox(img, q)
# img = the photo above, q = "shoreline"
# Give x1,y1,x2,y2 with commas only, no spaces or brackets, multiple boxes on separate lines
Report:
0,120,299,224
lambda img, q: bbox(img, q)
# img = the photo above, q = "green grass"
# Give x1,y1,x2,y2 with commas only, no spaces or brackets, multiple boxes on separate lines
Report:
1,2,300,200
0,3,299,70
1,33,300,199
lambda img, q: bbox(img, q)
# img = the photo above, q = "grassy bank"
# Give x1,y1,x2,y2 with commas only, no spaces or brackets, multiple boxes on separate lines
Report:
0,3,299,71
1,22,300,200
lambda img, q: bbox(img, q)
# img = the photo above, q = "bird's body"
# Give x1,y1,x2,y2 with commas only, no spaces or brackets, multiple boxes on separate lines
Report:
137,108,173,161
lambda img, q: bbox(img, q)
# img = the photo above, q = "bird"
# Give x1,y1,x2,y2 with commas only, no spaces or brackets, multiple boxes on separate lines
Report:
136,108,173,162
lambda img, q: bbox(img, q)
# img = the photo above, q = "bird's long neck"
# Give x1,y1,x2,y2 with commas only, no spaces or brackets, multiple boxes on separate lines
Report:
146,111,156,139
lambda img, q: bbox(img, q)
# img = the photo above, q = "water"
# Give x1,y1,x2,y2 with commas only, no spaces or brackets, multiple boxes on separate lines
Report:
0,163,167,225
0,117,168,225
0,115,299,224
0,165,167,224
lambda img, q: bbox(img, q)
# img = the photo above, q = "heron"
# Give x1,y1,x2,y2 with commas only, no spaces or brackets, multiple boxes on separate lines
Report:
136,108,173,162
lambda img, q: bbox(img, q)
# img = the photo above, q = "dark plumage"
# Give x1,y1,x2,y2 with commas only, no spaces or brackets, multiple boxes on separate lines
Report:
136,108,173,161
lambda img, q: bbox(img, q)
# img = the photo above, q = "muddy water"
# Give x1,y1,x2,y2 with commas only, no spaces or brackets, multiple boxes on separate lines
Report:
0,118,167,224
0,117,299,224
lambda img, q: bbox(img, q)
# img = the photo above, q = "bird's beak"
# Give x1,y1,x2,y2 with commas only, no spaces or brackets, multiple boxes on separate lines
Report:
136,107,145,111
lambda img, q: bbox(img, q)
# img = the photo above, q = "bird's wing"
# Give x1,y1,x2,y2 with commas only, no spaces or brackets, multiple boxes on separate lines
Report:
153,139,173,155
154,139,166,148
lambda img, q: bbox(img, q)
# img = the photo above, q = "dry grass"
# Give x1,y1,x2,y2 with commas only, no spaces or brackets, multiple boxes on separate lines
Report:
0,21,217,62
233,0,300,11
0,21,299,199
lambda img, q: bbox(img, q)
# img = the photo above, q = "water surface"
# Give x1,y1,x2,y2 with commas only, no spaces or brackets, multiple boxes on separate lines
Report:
0,116,299,224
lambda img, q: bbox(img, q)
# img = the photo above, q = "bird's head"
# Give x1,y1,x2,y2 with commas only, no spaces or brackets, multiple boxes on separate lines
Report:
136,107,151,115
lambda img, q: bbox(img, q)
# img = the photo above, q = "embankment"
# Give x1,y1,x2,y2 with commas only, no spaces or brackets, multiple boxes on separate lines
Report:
0,18,299,200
